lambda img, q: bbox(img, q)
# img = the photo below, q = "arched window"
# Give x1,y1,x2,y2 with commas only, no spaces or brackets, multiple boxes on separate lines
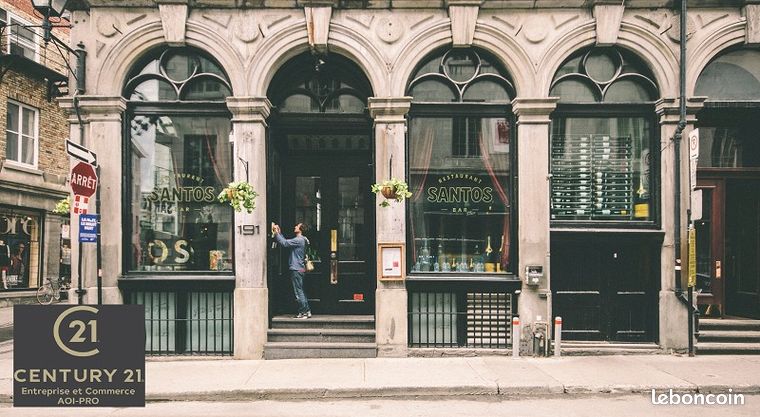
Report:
123,47,234,274
549,47,660,223
267,53,371,114
406,48,515,276
695,48,760,168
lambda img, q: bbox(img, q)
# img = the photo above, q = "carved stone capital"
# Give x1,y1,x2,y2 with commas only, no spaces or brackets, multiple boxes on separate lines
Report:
226,97,272,124
511,98,559,125
58,96,127,123
655,97,707,125
368,97,412,124
744,4,760,45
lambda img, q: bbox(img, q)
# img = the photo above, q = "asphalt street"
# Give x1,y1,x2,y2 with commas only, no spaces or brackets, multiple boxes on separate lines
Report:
1,395,758,417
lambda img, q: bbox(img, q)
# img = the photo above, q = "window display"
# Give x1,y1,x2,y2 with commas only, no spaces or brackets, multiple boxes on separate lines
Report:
0,210,40,289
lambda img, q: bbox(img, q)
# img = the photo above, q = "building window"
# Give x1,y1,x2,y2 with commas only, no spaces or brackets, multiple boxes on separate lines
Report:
549,47,659,223
407,48,515,274
124,47,234,273
0,209,41,290
5,101,38,167
5,13,38,61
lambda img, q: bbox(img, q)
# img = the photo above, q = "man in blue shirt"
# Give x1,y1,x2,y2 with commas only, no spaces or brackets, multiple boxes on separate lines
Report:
273,223,311,319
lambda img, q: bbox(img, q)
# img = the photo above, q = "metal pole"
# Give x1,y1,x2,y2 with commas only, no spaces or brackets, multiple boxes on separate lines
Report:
76,217,84,305
96,165,102,305
554,316,562,357
512,316,520,358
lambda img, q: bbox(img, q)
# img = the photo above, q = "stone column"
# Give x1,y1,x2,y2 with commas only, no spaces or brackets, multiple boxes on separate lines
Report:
511,98,558,353
226,97,272,359
368,97,412,357
656,97,705,352
59,96,126,305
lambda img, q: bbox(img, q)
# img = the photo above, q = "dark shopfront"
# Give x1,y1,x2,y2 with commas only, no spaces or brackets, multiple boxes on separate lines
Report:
548,46,663,342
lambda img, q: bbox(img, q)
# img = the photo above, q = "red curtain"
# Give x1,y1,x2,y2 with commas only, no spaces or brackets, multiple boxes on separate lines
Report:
478,131,511,268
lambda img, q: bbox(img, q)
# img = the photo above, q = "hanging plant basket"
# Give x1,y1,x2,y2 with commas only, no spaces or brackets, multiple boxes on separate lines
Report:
218,181,258,213
371,178,412,208
52,196,70,216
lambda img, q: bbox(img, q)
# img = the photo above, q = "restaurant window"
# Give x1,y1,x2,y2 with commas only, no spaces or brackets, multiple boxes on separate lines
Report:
549,47,659,223
0,208,41,290
124,47,234,273
407,48,515,274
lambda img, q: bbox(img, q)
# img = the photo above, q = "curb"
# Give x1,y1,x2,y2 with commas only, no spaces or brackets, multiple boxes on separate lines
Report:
2,384,760,403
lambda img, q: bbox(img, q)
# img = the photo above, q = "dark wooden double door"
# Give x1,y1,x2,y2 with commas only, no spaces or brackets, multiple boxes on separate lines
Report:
552,235,659,342
271,156,375,315
696,177,760,318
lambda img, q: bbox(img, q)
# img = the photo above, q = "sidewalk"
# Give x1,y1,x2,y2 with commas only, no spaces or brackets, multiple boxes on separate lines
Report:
2,354,759,402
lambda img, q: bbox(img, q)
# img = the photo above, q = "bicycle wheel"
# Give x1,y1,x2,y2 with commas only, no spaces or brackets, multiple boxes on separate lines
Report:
37,285,54,305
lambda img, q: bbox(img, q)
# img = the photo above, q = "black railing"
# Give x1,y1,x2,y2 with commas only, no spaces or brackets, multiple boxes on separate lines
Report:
127,289,234,356
408,280,518,349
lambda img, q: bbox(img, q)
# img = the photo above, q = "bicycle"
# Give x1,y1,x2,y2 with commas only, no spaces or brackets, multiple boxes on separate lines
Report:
36,277,67,305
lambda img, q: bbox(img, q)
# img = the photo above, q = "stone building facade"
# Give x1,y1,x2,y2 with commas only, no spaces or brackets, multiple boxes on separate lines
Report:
0,0,70,304
62,0,760,358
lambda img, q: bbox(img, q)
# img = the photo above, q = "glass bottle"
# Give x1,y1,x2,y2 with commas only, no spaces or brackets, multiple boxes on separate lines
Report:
484,235,496,272
420,241,431,272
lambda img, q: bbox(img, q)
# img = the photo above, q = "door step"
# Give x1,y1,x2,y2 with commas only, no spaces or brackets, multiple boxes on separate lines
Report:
697,319,760,354
558,341,661,356
265,315,376,359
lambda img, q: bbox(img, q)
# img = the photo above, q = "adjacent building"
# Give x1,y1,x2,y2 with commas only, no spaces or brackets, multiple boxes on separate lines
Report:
0,0,70,306
61,0,760,358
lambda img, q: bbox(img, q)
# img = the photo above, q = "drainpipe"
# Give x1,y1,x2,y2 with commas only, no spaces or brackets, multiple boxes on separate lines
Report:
672,0,695,357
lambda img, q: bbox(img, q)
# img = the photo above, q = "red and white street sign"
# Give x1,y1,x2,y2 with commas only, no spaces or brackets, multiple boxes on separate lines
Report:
70,162,98,198
72,195,90,215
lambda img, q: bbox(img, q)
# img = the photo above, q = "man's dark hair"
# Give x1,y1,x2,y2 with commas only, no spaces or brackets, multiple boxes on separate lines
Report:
296,223,308,234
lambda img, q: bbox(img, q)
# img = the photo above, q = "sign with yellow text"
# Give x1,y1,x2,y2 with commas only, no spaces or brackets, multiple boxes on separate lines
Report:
13,305,145,407
688,227,696,288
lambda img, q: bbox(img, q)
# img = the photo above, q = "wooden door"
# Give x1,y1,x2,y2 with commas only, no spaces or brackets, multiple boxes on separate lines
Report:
695,179,725,316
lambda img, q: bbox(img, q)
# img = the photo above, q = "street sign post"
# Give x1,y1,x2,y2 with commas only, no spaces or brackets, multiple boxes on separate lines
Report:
66,139,98,166
70,162,98,198
79,214,99,243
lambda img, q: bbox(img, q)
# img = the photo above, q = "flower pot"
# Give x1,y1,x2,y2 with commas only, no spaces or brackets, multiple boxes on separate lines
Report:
381,186,397,200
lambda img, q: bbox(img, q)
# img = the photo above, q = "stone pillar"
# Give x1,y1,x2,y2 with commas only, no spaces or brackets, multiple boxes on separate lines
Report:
655,97,705,352
59,96,126,305
511,98,558,353
226,97,272,359
368,97,412,357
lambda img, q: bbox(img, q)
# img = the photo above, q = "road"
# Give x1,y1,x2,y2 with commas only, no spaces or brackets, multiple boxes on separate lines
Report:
1,395,758,417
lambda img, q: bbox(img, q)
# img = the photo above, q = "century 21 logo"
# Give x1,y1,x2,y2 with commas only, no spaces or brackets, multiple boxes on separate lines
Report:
53,306,100,357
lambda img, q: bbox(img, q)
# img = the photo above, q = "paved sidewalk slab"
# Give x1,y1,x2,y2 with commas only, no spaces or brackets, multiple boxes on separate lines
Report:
2,354,760,402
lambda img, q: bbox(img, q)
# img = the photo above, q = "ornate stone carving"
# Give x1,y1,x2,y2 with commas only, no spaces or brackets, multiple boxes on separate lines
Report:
97,15,122,38
376,17,404,44
522,15,549,44
233,12,261,43
158,4,188,46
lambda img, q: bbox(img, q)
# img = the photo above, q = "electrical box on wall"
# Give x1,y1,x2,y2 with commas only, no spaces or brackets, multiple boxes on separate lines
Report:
525,265,543,287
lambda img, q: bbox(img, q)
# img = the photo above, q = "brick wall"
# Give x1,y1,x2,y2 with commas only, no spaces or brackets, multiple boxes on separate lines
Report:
0,68,69,178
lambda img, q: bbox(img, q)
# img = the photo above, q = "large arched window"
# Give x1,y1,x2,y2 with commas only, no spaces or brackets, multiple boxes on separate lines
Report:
549,47,659,223
267,53,371,114
406,48,515,275
123,47,234,274
695,48,760,168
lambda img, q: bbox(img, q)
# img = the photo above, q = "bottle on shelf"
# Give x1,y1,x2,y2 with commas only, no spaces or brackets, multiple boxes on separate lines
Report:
496,235,505,272
420,241,431,272
484,235,496,272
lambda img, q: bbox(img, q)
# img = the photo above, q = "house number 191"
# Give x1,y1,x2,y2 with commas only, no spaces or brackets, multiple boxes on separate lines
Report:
238,225,259,235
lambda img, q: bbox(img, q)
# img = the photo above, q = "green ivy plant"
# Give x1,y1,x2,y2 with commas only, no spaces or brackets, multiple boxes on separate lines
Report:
52,196,70,215
218,181,258,213
371,178,413,208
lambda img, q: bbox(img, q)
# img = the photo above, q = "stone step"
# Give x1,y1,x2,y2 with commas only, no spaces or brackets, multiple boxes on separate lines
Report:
263,342,377,360
699,319,760,331
699,330,760,343
267,328,376,343
697,342,760,355
558,342,661,356
271,315,375,330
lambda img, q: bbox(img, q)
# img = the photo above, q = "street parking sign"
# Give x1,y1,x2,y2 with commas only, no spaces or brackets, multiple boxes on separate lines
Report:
70,162,98,198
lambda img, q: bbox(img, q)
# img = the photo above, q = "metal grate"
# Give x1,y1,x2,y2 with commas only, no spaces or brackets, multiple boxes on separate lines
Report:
409,290,512,349
128,290,233,355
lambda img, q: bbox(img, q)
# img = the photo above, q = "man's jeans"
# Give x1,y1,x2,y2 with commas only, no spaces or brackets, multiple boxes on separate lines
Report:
290,270,310,314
